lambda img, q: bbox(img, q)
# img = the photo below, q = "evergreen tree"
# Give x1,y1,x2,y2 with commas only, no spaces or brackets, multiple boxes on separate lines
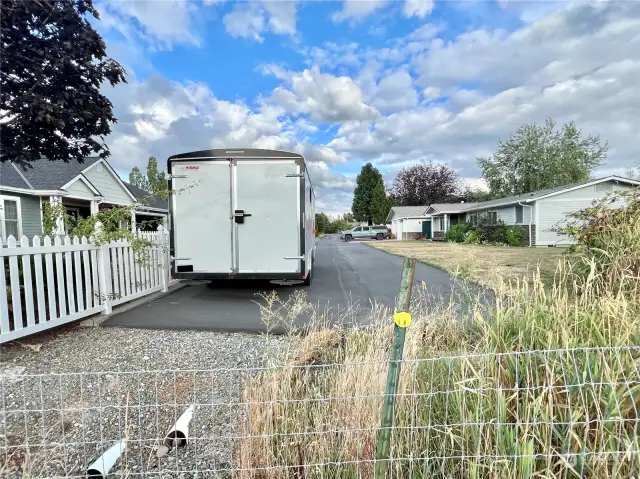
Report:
352,163,387,224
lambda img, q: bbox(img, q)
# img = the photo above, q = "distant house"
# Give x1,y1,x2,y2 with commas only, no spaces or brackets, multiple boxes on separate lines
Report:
0,158,167,240
387,206,431,240
387,176,639,246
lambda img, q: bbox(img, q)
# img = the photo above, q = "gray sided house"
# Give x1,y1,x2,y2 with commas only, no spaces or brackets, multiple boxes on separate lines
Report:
0,158,168,241
387,206,431,240
426,176,639,246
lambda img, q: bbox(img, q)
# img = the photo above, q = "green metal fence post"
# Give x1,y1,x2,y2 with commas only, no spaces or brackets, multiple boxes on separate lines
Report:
374,257,416,478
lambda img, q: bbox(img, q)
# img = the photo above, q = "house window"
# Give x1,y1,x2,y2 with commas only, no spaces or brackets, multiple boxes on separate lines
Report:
515,205,524,224
0,195,22,240
486,211,498,224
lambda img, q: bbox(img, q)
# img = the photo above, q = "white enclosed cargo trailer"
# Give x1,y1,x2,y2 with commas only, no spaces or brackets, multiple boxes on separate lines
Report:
168,149,315,284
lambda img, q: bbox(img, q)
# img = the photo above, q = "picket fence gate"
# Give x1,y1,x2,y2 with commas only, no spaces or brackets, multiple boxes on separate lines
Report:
0,225,170,344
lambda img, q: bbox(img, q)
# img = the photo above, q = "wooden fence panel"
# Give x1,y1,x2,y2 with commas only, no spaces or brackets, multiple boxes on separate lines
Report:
0,255,9,335
33,236,47,325
1,228,168,343
44,235,58,322
7,236,23,332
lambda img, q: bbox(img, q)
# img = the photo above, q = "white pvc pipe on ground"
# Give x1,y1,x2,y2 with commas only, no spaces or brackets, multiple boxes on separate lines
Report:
86,439,126,478
163,405,195,448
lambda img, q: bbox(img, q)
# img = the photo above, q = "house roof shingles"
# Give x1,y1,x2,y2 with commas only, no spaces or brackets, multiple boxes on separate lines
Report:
0,162,31,189
13,157,101,190
123,182,168,211
429,202,478,214
387,206,429,221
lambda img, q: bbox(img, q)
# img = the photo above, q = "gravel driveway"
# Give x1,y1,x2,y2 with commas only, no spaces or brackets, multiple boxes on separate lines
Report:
0,325,290,478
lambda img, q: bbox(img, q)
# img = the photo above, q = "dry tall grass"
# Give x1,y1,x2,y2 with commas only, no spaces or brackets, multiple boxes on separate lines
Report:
238,198,640,478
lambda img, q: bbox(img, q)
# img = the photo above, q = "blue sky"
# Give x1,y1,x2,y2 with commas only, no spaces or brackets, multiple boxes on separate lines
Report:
94,0,640,214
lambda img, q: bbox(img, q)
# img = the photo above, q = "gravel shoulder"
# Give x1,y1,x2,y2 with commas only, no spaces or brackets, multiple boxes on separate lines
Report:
1,325,291,478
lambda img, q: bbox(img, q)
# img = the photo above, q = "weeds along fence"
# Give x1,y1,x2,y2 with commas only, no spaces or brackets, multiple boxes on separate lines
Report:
0,226,169,344
1,346,639,478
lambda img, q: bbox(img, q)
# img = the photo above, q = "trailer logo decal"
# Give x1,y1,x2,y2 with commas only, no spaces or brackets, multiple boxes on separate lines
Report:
183,165,200,170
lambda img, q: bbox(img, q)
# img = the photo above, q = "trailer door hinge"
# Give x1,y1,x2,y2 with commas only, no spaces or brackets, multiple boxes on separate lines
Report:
284,173,304,178
284,256,304,260
169,175,188,179
171,257,192,261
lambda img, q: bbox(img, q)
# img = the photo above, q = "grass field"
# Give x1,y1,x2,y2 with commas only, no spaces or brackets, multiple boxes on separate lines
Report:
368,240,566,288
237,193,640,478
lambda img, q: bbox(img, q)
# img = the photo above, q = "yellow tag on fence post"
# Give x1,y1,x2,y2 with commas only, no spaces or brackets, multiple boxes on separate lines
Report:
393,311,412,328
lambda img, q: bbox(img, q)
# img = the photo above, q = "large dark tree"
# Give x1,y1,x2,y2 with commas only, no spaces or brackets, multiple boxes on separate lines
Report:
391,161,461,206
352,163,389,224
477,119,607,198
1,0,126,166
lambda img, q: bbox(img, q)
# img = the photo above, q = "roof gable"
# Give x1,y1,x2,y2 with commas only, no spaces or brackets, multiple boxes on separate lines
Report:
63,175,100,198
387,206,429,221
83,159,137,204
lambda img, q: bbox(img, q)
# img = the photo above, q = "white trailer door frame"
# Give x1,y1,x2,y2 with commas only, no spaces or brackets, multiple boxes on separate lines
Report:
232,160,301,274
171,161,233,273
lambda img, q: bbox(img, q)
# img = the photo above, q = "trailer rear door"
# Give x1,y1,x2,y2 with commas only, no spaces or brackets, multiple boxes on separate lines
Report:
234,160,300,273
172,162,232,273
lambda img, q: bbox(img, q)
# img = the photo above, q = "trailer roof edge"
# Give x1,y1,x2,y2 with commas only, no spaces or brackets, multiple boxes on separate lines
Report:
168,148,304,161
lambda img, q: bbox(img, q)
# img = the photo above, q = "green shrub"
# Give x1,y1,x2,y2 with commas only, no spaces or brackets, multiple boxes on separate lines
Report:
464,229,483,244
505,226,522,246
444,222,471,243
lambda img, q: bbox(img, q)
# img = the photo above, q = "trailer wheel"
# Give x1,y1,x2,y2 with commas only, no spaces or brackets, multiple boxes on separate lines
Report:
303,266,313,286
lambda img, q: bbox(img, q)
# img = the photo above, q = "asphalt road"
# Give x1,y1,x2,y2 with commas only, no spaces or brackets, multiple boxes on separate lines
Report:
103,235,476,333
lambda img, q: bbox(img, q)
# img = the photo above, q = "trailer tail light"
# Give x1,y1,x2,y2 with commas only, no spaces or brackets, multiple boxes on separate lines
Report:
312,228,317,234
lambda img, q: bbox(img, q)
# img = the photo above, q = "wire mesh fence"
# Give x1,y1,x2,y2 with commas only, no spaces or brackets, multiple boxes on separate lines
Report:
1,345,639,478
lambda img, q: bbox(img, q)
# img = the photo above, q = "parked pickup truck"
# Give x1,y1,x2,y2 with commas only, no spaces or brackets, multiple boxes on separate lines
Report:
341,225,391,241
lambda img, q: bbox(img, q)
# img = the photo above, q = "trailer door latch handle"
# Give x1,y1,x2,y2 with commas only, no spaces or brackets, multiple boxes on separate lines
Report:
234,209,252,224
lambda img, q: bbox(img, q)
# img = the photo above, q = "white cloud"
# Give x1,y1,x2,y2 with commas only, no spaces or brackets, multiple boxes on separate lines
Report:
413,1,640,94
403,0,434,18
332,0,388,23
223,0,297,41
371,71,419,113
223,5,266,42
100,0,640,213
98,0,200,50
325,1,640,179
104,74,355,210
265,66,380,122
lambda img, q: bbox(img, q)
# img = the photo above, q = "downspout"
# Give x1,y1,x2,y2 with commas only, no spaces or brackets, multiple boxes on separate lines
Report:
518,201,533,247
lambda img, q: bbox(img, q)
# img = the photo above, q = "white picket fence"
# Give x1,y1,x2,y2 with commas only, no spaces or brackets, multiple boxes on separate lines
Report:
0,225,169,344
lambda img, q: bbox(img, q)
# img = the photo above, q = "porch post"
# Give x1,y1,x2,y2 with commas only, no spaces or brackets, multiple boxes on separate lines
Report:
444,214,448,232
90,200,100,216
50,196,65,235
131,210,137,234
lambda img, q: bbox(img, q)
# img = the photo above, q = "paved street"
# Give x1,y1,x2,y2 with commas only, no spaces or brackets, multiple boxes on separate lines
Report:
103,235,476,333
